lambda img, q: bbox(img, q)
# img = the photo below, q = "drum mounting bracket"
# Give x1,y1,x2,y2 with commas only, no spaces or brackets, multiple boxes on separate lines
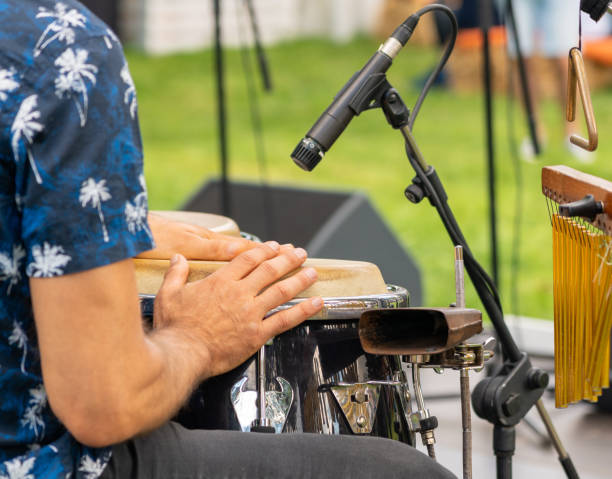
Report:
328,381,398,434
230,376,294,434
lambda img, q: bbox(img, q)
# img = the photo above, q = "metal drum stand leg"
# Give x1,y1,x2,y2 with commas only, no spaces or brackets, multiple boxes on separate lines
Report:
455,246,472,479
251,344,275,433
410,361,438,459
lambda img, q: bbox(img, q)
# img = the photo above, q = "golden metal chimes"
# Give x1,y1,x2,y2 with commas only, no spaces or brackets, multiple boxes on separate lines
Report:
542,166,612,408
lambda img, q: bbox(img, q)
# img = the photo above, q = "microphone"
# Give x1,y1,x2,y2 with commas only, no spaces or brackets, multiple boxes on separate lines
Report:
290,15,420,171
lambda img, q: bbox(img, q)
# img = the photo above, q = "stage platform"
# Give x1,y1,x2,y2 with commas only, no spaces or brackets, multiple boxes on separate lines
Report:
421,354,612,478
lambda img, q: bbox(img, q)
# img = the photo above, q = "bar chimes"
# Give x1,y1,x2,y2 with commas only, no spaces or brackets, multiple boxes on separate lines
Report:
542,165,612,408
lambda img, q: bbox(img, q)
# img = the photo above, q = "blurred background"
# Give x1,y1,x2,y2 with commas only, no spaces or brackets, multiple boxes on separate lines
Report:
80,0,612,365
79,0,612,476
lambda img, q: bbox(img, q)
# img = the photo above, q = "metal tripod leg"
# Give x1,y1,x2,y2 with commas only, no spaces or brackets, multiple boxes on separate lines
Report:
535,399,579,479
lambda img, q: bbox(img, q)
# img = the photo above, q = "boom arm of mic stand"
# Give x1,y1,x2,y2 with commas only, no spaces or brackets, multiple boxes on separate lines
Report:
381,88,579,479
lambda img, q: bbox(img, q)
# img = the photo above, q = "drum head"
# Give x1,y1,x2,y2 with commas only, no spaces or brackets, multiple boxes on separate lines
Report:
150,210,241,237
134,258,389,297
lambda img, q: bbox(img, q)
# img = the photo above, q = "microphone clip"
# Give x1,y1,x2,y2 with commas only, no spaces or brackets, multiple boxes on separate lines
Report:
342,74,394,117
380,87,411,129
347,78,412,129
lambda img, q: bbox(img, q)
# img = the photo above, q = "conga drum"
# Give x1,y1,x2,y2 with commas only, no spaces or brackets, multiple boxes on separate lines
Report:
137,212,414,445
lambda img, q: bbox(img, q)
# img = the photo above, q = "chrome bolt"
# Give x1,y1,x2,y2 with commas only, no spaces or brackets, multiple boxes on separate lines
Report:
422,430,436,446
353,390,367,404
356,415,367,428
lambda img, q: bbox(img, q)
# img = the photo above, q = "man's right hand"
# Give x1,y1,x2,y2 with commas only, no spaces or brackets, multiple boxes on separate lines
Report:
151,241,323,380
31,241,321,448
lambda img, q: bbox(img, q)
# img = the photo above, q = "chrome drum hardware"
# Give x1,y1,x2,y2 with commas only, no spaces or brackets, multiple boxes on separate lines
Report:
142,285,413,445
231,376,293,434
330,383,381,434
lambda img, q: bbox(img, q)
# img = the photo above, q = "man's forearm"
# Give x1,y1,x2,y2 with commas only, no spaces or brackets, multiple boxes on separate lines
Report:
134,327,212,431
31,260,210,447
52,323,210,448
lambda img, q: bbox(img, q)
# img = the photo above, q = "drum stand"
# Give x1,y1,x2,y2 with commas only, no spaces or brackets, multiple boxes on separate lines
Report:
398,246,493,478
250,343,275,433
395,321,494,473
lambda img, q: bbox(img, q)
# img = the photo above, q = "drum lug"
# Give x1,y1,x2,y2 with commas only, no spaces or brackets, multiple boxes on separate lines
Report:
263,377,293,433
231,376,294,433
329,383,382,434
231,377,257,432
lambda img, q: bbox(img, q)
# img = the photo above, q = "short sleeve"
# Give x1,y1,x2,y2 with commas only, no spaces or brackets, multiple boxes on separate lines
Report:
12,34,154,277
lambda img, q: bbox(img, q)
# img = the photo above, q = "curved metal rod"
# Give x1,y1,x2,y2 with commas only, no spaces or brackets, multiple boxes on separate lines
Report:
567,47,598,151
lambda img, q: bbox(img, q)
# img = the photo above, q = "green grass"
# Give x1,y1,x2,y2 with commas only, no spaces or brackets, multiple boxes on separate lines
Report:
125,37,612,320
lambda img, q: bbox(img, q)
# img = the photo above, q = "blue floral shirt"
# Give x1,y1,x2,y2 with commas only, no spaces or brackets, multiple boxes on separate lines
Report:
0,1,154,477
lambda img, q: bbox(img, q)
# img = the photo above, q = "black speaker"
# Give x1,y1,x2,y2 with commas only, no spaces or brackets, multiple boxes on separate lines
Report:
183,179,423,305
79,0,119,34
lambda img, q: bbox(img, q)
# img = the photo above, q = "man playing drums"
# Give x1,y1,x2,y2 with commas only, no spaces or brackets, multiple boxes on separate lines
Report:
0,1,455,477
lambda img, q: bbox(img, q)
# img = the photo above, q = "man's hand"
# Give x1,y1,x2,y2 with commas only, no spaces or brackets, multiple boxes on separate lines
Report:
31,241,321,447
152,241,323,379
138,213,256,261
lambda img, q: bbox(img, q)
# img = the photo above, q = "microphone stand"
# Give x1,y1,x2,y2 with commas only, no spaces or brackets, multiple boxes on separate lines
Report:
288,5,578,475
336,71,578,478
479,0,551,444
476,0,541,289
383,85,579,479
503,0,540,157
244,0,273,92
212,0,230,217
211,0,273,218
477,0,500,288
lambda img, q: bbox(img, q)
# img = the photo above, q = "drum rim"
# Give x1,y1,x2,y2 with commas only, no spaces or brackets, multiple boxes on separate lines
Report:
267,284,409,320
139,285,409,321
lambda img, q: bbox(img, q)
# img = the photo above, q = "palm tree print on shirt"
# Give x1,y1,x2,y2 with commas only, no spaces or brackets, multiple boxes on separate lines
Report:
0,456,35,479
79,178,112,242
121,63,137,119
78,454,110,479
20,385,47,440
125,175,152,240
104,28,119,50
0,67,19,102
54,48,98,127
8,320,28,374
0,244,26,294
11,95,44,184
34,2,87,57
26,243,71,278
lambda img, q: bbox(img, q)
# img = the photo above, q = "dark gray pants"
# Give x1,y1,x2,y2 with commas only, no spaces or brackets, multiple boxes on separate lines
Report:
100,422,456,478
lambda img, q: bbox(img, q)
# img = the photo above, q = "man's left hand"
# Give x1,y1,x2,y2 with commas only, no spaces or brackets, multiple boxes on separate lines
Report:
137,213,257,261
